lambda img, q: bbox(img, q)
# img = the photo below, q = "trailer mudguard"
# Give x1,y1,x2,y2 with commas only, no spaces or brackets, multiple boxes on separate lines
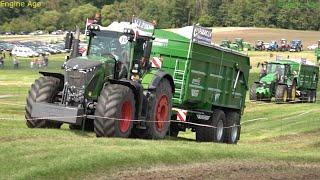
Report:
39,71,64,90
141,69,175,93
108,79,144,120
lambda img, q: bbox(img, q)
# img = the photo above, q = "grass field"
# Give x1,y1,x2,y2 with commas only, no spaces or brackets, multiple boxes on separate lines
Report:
0,45,320,178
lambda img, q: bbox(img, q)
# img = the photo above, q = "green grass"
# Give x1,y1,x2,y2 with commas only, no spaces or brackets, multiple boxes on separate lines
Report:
0,53,320,179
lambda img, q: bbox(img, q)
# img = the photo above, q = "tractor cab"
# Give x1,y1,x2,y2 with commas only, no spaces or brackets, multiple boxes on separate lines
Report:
220,40,231,48
259,62,291,84
85,22,154,80
235,38,244,50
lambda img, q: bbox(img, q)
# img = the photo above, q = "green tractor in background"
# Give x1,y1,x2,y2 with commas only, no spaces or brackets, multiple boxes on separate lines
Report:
316,40,320,63
220,39,239,50
234,38,252,51
25,19,175,139
250,59,319,103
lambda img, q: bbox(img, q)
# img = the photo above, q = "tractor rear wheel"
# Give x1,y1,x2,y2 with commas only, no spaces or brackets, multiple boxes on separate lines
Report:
146,79,172,139
275,85,288,103
224,111,241,144
25,76,63,128
196,109,226,143
94,84,135,138
249,83,257,100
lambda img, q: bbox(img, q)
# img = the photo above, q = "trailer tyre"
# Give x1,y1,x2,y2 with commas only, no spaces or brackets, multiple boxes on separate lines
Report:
196,109,226,143
224,111,241,144
249,83,257,100
25,76,63,128
94,84,135,138
275,85,288,103
146,78,172,139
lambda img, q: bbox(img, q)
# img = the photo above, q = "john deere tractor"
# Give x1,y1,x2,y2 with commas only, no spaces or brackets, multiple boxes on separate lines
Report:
25,20,175,139
250,60,318,103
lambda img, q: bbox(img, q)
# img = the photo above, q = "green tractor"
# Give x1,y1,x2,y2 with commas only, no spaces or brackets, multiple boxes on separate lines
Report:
316,40,320,63
220,39,239,51
250,59,319,103
25,20,175,139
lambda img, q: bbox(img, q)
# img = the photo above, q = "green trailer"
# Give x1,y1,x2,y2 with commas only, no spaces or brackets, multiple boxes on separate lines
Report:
150,27,250,143
250,59,319,103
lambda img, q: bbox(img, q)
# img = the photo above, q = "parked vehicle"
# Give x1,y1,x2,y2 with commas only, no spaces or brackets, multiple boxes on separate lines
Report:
255,40,265,51
11,46,39,57
290,40,303,52
25,20,250,144
308,44,318,50
250,59,319,103
220,40,239,51
267,40,278,51
279,39,290,51
264,43,270,50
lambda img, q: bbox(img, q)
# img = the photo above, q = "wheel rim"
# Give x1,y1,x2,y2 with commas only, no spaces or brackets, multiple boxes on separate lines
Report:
120,101,132,133
291,86,296,100
283,89,287,102
156,95,169,132
216,119,224,141
231,123,238,142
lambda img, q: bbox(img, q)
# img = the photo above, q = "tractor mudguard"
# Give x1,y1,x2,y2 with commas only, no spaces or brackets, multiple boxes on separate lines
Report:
39,71,64,90
141,70,175,93
108,79,144,120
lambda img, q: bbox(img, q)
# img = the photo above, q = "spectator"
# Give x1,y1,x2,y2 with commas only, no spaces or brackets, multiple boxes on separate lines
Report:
44,55,48,67
30,58,36,69
0,56,4,68
13,55,19,69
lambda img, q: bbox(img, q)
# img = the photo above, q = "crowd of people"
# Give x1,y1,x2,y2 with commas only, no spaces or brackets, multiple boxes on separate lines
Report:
0,50,49,69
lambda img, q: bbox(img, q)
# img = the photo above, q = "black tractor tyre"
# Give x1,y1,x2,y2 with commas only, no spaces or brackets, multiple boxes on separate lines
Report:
69,119,94,131
25,76,63,128
196,109,226,143
275,85,288,104
146,78,173,139
224,111,241,144
94,84,135,138
249,83,257,100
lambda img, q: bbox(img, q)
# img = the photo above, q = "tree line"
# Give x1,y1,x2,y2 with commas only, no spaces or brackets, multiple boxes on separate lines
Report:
0,0,320,33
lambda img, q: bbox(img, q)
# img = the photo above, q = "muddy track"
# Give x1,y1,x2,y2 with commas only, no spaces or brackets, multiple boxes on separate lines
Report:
104,160,320,180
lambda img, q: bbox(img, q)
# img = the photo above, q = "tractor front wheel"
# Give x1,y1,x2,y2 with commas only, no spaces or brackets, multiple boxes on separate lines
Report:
94,84,135,138
25,76,62,128
146,79,172,139
275,85,288,103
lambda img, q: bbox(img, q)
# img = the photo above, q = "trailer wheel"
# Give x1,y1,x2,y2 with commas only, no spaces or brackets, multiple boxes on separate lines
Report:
312,91,317,103
196,109,226,142
146,78,172,139
25,76,63,128
94,84,135,137
249,83,257,100
224,111,240,144
275,85,288,103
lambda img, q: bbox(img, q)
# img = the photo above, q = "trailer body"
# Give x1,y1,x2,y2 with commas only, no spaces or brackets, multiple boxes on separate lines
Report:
146,29,250,142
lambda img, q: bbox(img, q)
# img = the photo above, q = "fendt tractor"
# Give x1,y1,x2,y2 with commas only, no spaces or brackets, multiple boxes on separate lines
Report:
25,18,250,144
250,59,319,103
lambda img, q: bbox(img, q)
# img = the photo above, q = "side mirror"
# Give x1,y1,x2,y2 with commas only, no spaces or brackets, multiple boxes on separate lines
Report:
143,41,152,58
65,32,73,50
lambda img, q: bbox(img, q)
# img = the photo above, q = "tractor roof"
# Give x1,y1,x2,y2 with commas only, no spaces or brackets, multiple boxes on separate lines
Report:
99,21,153,37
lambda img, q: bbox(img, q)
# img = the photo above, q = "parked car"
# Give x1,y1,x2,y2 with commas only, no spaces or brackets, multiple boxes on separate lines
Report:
307,44,318,50
290,40,303,52
264,43,270,50
11,46,39,57
267,40,278,51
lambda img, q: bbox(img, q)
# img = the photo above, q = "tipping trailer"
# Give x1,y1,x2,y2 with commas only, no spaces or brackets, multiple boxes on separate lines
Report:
250,59,319,103
150,26,250,143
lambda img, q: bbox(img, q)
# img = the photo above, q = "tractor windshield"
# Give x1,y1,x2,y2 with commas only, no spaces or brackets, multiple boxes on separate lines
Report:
88,31,131,64
266,63,285,76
